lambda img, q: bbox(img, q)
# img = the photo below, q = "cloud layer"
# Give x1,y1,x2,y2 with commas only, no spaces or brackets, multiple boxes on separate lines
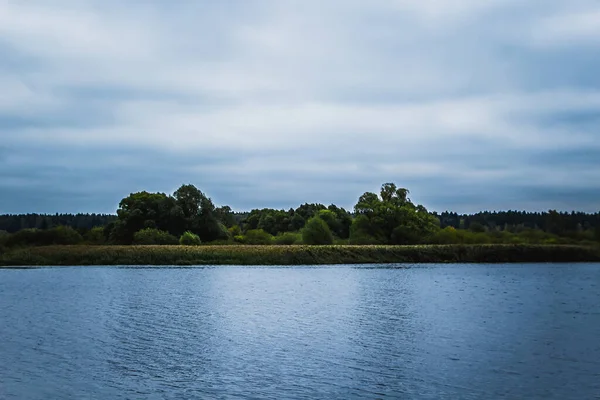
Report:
1,0,599,213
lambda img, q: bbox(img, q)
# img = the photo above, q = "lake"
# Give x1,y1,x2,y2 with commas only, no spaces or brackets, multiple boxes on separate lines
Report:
1,264,599,399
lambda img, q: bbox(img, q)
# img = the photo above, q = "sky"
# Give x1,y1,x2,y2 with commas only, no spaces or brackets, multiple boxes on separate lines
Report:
1,0,600,214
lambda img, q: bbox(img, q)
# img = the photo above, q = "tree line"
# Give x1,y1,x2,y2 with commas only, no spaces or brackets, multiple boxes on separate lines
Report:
1,183,599,248
0,214,117,233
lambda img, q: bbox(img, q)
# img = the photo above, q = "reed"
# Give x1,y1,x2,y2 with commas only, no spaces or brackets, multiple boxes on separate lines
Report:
1,244,599,266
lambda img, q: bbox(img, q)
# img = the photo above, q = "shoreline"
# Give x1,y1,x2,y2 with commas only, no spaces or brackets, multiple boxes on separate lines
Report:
1,244,599,266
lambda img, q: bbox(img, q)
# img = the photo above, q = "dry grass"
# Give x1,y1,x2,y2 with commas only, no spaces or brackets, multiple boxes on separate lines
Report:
1,244,599,266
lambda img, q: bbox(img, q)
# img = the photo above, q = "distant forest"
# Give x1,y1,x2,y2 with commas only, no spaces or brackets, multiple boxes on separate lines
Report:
1,183,599,247
0,214,117,233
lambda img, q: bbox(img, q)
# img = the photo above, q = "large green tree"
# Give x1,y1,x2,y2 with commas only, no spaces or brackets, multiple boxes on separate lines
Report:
111,191,180,244
350,183,439,245
173,184,228,242
302,216,334,245
110,184,227,244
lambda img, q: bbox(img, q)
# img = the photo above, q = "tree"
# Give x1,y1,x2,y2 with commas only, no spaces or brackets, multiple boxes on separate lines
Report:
84,227,106,245
325,205,352,239
289,213,305,231
302,217,334,245
215,206,236,227
469,222,486,233
350,183,439,245
113,191,179,244
295,203,326,221
172,184,227,242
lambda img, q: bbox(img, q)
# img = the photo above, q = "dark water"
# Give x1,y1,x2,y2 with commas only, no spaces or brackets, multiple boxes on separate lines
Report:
1,264,599,399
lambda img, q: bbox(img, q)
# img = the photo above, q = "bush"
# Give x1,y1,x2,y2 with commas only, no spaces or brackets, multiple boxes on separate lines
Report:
233,235,246,244
302,217,333,245
244,229,273,245
133,228,178,245
469,222,487,233
84,227,106,245
228,225,242,237
5,226,83,247
428,226,459,244
46,226,84,245
180,231,201,246
274,232,301,245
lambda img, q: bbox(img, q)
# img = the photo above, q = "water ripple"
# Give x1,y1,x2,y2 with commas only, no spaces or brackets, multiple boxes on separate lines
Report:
1,264,600,399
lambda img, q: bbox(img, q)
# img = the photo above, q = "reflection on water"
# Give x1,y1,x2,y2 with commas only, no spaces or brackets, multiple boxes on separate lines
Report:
1,264,599,399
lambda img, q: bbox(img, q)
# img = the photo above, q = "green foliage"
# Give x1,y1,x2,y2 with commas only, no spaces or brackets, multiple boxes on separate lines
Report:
111,184,228,244
295,203,327,221
115,191,179,244
325,205,353,239
5,226,83,247
239,204,351,240
242,208,292,235
274,232,301,245
174,184,223,242
469,222,486,233
233,235,245,243
46,226,84,245
5,183,599,249
133,228,178,245
351,183,439,245
84,227,106,245
428,226,477,244
302,217,334,245
289,213,306,231
0,214,117,233
215,206,236,228
243,229,273,245
180,231,202,246
228,225,241,237
348,215,384,244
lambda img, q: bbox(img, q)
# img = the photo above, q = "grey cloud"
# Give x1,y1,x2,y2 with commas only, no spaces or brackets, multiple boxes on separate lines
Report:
1,0,600,213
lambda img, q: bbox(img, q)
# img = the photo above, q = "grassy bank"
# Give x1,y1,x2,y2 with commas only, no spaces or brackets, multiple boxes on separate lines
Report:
1,244,599,266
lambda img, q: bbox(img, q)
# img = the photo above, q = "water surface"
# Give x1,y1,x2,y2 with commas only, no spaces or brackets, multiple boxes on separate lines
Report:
1,264,599,399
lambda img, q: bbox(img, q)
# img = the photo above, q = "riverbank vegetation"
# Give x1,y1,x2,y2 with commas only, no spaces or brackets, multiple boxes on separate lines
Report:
1,183,599,259
1,244,599,266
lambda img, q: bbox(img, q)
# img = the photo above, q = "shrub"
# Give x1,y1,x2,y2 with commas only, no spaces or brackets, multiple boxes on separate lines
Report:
244,229,273,245
50,226,84,245
228,225,242,237
5,226,83,247
428,226,459,244
233,235,246,244
274,232,301,245
84,227,106,245
302,217,333,245
469,222,487,233
133,228,178,245
180,231,201,246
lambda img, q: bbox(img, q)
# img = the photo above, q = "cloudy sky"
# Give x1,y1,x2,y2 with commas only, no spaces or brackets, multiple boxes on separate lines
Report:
1,0,599,214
